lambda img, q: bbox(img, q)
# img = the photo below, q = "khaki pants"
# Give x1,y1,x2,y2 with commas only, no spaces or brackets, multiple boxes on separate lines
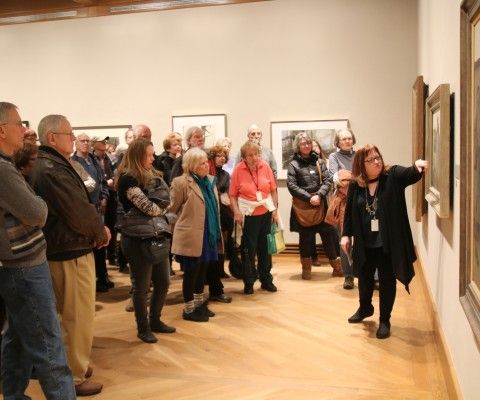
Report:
49,252,95,385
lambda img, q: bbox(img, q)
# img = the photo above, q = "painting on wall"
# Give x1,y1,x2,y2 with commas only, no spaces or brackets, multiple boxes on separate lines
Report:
424,84,450,219
411,76,428,222
172,114,226,149
271,119,349,179
72,125,132,147
460,0,480,345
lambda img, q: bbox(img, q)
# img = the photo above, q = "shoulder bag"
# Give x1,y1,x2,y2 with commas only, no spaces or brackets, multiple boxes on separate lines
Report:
291,160,327,227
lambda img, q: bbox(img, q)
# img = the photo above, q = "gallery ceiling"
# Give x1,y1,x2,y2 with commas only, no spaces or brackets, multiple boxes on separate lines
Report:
0,0,267,24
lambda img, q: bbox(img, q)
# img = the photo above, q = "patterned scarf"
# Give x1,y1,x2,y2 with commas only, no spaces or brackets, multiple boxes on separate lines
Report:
193,174,220,247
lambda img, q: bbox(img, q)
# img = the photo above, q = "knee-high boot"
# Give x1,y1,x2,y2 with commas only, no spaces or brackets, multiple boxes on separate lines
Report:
301,257,312,280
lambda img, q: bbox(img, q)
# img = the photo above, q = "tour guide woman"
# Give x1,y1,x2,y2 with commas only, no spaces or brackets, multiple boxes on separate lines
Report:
116,138,175,343
287,132,341,280
341,144,427,339
229,141,278,295
169,147,223,322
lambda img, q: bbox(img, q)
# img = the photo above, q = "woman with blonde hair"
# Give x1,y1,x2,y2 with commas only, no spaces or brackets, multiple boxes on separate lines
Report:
169,147,223,321
116,138,175,343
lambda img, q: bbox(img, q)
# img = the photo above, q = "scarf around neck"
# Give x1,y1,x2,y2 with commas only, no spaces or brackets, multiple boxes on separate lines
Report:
192,173,220,247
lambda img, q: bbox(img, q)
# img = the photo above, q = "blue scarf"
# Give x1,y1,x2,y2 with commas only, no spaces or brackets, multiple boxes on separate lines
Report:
192,174,220,248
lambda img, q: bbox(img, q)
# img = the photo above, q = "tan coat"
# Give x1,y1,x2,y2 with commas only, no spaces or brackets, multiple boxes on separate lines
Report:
169,174,223,257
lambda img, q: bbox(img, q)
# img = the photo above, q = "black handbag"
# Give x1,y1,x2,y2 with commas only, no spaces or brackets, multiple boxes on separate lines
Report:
138,236,170,264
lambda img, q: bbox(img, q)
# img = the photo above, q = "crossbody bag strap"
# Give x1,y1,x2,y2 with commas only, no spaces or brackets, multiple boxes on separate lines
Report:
316,160,322,182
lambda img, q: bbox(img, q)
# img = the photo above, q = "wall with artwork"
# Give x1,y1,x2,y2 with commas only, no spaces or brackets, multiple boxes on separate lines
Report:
417,0,480,398
0,0,418,244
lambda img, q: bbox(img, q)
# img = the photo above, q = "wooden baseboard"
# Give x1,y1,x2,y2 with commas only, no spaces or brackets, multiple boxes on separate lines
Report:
282,243,326,256
415,251,463,400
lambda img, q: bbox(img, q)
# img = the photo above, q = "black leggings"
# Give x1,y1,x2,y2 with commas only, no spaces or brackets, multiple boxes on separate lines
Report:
298,222,339,260
182,262,208,303
358,247,396,323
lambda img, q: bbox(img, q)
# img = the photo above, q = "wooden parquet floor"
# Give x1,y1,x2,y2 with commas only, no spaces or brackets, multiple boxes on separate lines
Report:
24,255,449,399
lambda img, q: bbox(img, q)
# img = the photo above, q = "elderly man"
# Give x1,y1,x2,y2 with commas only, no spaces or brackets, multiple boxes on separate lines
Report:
236,124,277,178
91,136,117,267
72,133,112,292
0,102,75,399
23,128,38,145
133,123,152,140
30,114,111,397
169,126,205,181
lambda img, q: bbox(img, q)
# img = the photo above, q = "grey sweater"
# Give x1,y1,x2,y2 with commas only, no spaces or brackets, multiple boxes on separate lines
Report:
328,149,355,185
0,153,47,267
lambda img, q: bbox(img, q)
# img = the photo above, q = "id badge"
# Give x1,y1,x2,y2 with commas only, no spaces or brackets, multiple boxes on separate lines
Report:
371,218,379,232
256,191,263,201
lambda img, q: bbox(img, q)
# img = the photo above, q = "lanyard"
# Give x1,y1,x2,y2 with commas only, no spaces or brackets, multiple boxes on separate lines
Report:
244,161,259,191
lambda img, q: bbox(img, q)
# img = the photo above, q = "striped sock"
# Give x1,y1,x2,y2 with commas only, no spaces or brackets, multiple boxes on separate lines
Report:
184,300,195,314
193,293,204,309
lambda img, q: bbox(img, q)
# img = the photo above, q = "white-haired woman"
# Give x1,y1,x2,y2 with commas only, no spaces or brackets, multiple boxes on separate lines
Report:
169,126,205,182
169,147,223,322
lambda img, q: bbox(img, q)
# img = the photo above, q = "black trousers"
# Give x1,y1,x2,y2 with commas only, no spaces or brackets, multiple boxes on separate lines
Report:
206,254,225,297
121,236,170,331
358,247,396,323
104,192,117,261
93,247,108,284
298,222,339,260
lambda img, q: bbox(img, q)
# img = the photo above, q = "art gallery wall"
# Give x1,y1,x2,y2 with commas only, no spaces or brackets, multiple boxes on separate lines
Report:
416,0,480,398
0,0,417,243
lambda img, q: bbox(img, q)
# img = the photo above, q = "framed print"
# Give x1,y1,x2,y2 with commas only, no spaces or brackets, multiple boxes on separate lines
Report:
172,114,226,149
424,84,451,219
460,0,480,345
72,124,132,146
271,119,349,180
412,76,429,222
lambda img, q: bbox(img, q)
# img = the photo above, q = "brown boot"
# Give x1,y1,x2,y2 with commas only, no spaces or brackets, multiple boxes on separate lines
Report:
75,379,103,396
301,257,312,280
329,257,343,277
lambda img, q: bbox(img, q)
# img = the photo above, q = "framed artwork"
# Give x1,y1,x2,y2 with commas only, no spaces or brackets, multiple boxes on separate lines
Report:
271,119,349,179
172,114,226,149
412,76,429,222
424,84,451,219
460,0,480,345
72,125,132,146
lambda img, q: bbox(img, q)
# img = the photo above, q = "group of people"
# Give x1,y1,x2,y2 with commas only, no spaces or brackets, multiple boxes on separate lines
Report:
0,100,427,399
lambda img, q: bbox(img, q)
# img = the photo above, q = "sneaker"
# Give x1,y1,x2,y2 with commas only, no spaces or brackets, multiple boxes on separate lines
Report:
348,305,374,323
75,379,103,396
183,308,209,322
376,321,391,339
261,282,277,292
343,276,354,290
209,294,232,303
150,319,176,334
137,330,157,343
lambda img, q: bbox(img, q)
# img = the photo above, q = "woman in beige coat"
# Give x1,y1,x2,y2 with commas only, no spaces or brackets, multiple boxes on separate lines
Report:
169,148,223,322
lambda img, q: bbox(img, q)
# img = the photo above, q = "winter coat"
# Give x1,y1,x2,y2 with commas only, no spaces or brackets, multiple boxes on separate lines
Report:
287,151,332,232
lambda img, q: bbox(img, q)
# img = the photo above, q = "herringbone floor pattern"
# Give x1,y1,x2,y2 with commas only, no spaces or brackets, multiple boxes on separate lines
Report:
25,255,449,399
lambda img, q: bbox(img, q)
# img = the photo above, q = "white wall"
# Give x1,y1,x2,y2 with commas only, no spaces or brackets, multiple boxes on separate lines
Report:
0,0,417,242
417,0,480,399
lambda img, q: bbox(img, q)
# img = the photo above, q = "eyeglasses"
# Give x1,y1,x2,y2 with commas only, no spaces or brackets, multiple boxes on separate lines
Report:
364,156,382,164
339,137,353,141
0,121,24,128
52,131,75,138
78,139,90,143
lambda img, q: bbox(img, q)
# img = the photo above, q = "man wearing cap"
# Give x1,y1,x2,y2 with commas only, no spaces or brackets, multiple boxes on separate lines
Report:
30,114,111,396
72,133,112,292
0,102,75,399
91,136,118,267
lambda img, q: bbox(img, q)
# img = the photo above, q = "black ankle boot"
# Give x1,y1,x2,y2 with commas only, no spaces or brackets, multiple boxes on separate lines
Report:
137,329,157,343
376,321,391,339
348,305,374,323
150,319,176,333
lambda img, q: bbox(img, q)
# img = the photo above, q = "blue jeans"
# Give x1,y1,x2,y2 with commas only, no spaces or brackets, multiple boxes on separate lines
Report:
0,261,75,400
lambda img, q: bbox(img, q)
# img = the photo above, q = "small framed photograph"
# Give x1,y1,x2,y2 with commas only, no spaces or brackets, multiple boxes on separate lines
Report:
424,83,451,219
172,114,226,149
271,119,349,179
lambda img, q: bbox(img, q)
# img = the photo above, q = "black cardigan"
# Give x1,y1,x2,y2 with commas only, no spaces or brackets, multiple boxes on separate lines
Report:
342,165,423,291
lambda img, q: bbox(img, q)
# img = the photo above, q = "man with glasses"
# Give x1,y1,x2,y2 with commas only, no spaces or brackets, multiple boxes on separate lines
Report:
30,114,111,396
0,103,75,399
